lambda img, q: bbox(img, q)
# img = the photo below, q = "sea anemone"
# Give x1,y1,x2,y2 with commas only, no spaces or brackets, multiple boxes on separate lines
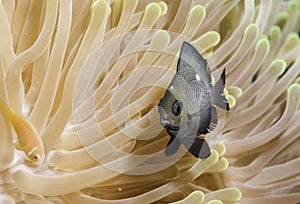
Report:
0,0,299,203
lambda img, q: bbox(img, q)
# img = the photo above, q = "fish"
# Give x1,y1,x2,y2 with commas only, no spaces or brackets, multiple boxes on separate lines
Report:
158,41,229,160
0,98,45,165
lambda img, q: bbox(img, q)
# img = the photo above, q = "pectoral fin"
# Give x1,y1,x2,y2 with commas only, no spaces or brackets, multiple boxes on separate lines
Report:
164,135,181,156
166,128,178,138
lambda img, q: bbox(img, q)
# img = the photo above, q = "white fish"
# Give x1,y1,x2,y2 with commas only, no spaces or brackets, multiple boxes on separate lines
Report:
0,99,45,165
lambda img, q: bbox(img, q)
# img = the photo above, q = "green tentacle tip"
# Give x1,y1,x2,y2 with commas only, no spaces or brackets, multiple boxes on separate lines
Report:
190,5,206,26
92,0,105,8
194,31,221,51
245,23,259,36
206,199,223,204
173,191,204,204
209,188,242,202
292,83,300,108
224,87,241,109
232,188,242,201
270,25,281,34
91,0,110,17
158,1,168,15
152,30,170,47
275,12,288,26
227,95,236,109
146,3,162,17
283,33,300,50
287,83,300,97
191,5,206,17
256,37,270,51
209,149,220,163
226,87,243,98
225,188,242,201
288,1,299,13
210,31,221,45
201,31,221,46
213,142,226,157
270,59,286,76
217,157,228,172
207,157,228,173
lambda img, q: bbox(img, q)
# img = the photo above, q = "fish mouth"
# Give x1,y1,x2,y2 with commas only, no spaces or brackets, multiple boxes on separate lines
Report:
160,115,172,128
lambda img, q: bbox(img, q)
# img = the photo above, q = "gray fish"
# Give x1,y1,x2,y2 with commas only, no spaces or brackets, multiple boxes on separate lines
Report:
158,41,229,160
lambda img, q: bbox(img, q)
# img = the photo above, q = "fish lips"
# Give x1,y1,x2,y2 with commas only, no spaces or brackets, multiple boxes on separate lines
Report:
158,106,171,127
159,115,181,130
158,106,179,128
160,115,172,128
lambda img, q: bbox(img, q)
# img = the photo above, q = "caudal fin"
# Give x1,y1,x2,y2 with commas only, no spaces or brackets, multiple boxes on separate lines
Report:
211,69,230,110
0,98,15,121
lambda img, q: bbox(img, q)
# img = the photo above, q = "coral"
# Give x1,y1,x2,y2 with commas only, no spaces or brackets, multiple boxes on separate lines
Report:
0,0,299,203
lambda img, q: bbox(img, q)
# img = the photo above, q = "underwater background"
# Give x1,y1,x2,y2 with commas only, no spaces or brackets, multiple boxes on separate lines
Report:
0,0,300,203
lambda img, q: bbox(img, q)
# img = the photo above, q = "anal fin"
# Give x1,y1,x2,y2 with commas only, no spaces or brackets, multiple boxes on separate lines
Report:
188,137,211,160
181,125,211,160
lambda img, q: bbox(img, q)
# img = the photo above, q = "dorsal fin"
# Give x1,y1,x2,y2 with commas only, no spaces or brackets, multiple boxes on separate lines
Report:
177,42,208,73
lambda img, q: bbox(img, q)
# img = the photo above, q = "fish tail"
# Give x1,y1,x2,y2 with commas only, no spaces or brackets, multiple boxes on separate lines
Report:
0,98,15,121
211,69,230,110
0,98,7,114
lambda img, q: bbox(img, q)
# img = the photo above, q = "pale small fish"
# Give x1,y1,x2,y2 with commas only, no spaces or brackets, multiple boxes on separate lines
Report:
0,99,45,165
158,41,229,160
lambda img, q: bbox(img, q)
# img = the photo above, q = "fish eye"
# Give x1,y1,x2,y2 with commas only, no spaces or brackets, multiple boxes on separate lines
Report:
32,154,40,161
172,100,183,116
